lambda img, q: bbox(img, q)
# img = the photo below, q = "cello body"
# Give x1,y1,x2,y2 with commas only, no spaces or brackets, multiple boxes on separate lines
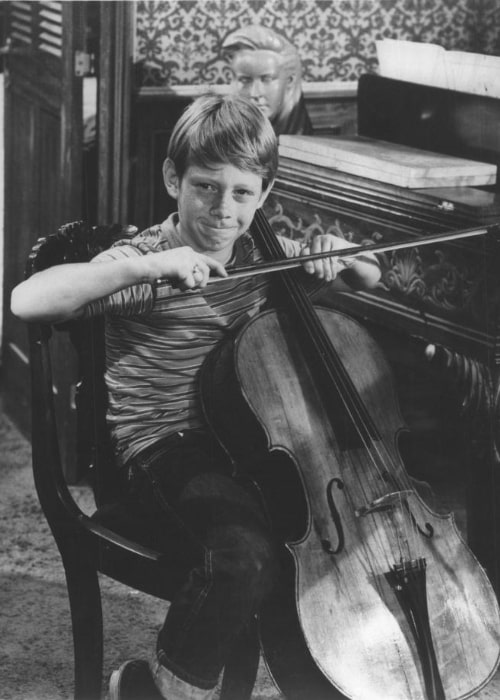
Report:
201,305,500,700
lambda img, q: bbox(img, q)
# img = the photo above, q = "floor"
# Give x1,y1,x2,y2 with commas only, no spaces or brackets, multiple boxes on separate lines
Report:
0,73,4,347
0,407,280,700
1,403,500,700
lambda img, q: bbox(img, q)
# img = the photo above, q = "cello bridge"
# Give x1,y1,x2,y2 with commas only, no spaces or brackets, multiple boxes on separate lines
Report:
355,490,413,517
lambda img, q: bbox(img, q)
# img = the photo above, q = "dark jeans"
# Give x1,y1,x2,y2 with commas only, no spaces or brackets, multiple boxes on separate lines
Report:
95,429,278,689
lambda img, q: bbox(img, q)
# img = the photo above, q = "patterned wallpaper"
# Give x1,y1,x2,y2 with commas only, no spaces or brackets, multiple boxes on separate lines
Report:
134,0,500,87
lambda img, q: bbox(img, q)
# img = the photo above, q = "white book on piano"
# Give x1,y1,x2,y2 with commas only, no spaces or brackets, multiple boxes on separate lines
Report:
376,39,500,98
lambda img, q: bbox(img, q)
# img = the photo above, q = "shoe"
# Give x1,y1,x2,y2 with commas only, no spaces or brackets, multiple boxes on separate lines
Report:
109,659,165,700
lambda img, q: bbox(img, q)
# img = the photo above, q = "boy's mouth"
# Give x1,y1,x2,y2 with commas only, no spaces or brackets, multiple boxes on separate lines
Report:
204,222,236,231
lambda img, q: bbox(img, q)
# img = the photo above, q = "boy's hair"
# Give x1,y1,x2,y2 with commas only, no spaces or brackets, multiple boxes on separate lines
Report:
167,93,278,189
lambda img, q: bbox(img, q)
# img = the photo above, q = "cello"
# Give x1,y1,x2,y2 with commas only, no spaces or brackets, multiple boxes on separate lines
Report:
201,209,500,700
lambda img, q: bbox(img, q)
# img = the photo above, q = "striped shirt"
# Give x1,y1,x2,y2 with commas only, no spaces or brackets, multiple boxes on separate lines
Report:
85,214,303,464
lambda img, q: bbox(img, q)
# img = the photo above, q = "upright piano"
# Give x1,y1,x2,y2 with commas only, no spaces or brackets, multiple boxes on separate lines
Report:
263,73,500,594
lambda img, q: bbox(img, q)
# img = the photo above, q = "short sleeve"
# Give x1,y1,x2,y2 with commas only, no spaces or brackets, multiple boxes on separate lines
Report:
81,245,155,318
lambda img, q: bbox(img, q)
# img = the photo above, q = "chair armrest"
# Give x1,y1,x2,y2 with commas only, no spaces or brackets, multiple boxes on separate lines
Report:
78,512,167,562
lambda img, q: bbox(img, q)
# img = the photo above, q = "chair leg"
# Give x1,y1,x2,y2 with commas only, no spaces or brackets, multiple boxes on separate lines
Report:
60,545,104,700
219,615,260,700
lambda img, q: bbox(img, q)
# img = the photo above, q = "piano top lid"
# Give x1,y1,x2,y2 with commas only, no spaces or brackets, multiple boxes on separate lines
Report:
278,135,497,189
357,74,500,188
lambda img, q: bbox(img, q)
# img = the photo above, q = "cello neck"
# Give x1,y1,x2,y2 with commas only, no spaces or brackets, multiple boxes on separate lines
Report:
251,209,379,449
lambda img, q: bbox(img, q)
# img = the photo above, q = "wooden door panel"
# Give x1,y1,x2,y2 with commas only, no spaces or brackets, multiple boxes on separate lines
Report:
2,2,131,482
3,89,63,424
2,2,84,464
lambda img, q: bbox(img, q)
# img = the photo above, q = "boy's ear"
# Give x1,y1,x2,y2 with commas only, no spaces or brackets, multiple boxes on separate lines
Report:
163,158,179,198
257,179,275,208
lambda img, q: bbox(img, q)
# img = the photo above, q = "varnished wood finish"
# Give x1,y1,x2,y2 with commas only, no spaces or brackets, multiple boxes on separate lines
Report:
265,159,499,363
206,306,500,700
130,94,192,230
97,2,134,224
263,76,500,596
358,75,500,175
2,2,85,439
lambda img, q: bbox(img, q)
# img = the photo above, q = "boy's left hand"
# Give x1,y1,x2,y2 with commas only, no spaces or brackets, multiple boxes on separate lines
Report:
300,234,349,282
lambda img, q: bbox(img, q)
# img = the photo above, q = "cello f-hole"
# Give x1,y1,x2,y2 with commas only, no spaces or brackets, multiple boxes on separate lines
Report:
403,500,434,539
319,477,345,555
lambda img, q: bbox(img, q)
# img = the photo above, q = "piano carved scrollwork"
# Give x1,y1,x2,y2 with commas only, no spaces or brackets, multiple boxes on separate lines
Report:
268,198,498,446
381,247,478,315
267,200,489,321
268,201,361,245
265,172,500,590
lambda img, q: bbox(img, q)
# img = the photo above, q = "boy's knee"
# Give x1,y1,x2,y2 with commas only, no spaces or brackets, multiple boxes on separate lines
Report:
213,527,277,596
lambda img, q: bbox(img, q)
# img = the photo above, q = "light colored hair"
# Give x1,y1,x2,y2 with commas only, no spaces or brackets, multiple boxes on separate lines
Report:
222,25,303,127
167,93,278,189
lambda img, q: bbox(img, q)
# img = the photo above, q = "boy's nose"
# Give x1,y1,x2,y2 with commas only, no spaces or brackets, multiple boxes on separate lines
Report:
210,192,232,218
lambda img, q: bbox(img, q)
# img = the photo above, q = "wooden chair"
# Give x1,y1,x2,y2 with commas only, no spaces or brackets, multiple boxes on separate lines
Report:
25,220,261,700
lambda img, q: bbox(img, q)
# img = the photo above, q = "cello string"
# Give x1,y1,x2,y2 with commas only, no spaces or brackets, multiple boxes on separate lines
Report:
253,211,421,568
282,273,419,568
270,266,418,566
288,262,425,566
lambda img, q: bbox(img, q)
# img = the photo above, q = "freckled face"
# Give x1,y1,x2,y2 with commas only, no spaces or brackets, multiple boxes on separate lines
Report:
165,162,269,263
231,49,291,121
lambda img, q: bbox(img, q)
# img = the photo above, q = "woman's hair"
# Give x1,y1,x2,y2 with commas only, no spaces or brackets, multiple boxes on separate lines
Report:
221,25,303,125
167,93,278,189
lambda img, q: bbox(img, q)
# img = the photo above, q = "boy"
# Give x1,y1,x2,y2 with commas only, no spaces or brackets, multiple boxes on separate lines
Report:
11,94,380,700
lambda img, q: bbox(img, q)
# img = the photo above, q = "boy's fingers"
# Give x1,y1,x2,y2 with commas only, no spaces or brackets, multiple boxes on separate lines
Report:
300,245,315,274
312,237,338,280
192,265,205,283
201,255,227,278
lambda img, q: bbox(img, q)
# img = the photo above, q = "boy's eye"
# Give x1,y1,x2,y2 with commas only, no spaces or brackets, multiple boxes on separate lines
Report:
234,189,253,199
197,183,217,192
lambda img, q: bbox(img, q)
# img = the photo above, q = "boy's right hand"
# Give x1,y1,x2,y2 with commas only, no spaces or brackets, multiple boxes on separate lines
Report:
11,246,229,324
141,247,228,290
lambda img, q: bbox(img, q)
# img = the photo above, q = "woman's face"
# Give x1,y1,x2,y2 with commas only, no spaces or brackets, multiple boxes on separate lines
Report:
231,49,292,122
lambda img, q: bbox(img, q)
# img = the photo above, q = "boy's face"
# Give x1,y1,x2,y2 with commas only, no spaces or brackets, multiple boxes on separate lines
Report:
164,160,272,263
231,49,292,122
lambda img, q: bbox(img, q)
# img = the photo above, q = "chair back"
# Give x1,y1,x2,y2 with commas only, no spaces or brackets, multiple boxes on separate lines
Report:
26,221,137,507
24,221,261,700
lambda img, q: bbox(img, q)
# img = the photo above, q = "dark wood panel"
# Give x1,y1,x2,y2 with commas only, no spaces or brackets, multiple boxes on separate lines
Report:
129,95,192,230
2,3,85,480
266,158,498,362
358,74,500,178
2,91,63,436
